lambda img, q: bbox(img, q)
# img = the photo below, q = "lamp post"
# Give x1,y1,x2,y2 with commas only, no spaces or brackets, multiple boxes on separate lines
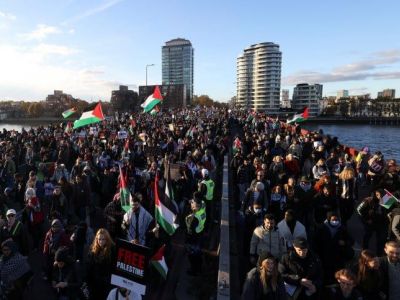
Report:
145,64,155,87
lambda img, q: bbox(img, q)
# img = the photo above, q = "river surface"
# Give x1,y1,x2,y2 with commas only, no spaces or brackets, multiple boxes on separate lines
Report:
304,124,400,161
1,123,399,161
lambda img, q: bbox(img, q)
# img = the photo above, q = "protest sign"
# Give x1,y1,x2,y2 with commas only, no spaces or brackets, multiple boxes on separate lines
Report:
118,130,128,139
111,239,151,295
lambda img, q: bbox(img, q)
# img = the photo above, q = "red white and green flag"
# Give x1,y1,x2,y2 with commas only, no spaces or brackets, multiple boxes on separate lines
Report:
64,121,73,134
73,102,105,129
141,86,163,113
150,245,168,279
154,174,179,236
380,189,399,209
119,165,131,212
287,107,309,124
62,107,77,118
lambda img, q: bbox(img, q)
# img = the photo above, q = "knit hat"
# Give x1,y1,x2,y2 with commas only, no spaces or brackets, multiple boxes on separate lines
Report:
201,169,209,178
299,176,310,183
293,237,308,249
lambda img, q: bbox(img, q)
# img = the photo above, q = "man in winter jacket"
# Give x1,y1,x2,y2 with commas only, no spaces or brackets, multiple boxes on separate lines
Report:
250,214,286,263
278,238,323,300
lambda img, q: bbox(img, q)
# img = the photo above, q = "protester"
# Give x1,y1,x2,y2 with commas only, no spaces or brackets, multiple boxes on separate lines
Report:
277,209,307,250
0,208,29,255
378,241,400,300
185,196,206,276
122,193,155,246
326,269,363,300
314,211,354,284
250,214,286,263
0,240,32,300
86,228,116,300
278,237,323,300
51,246,81,299
242,252,287,300
352,249,383,300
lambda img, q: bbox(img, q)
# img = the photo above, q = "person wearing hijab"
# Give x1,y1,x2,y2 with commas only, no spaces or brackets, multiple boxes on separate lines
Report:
42,219,71,281
0,240,32,300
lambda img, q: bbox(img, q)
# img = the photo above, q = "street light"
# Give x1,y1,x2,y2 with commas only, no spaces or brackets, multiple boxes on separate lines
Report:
146,64,155,86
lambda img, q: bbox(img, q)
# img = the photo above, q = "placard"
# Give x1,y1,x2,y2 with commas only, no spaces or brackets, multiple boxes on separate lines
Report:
111,239,151,295
118,130,128,139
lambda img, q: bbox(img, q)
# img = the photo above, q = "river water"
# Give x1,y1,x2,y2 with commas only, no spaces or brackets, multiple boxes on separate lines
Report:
304,124,400,161
1,123,399,161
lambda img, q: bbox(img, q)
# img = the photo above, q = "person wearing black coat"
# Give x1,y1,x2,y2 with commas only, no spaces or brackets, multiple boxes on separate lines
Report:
242,252,287,300
356,189,388,255
313,211,354,284
278,238,323,300
313,185,338,225
377,241,400,300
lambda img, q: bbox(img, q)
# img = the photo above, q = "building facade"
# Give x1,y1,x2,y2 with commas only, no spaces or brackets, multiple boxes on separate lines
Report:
162,38,194,105
281,89,290,108
110,85,139,112
377,89,396,99
138,84,186,110
337,89,349,99
292,83,323,116
236,42,282,112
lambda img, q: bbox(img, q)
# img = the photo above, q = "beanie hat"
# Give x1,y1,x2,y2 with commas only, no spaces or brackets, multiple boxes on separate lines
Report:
201,169,209,177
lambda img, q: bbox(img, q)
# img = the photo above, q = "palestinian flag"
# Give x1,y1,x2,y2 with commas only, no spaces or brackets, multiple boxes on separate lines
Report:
287,107,309,124
150,105,160,116
62,107,77,118
150,245,168,279
119,165,131,212
380,189,399,209
155,174,179,236
73,102,104,129
64,122,73,134
141,86,163,113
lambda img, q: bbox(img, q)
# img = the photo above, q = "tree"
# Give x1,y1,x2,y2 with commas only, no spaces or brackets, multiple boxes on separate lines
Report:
339,101,349,117
192,95,214,107
27,102,43,117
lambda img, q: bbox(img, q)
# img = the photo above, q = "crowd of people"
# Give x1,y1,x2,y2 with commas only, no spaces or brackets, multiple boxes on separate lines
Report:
0,108,228,299
231,113,400,300
0,107,399,300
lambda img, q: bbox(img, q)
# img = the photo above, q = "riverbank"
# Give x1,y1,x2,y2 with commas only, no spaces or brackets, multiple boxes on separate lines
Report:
304,116,400,126
0,117,73,125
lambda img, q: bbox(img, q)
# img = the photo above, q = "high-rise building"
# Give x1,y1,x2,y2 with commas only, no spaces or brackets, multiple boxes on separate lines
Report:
292,83,323,116
377,89,396,99
162,38,194,104
337,89,349,99
236,42,282,112
281,89,290,108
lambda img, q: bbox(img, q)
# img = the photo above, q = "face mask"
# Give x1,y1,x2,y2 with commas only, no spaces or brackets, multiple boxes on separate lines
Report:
254,208,262,214
300,182,311,191
330,220,340,227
